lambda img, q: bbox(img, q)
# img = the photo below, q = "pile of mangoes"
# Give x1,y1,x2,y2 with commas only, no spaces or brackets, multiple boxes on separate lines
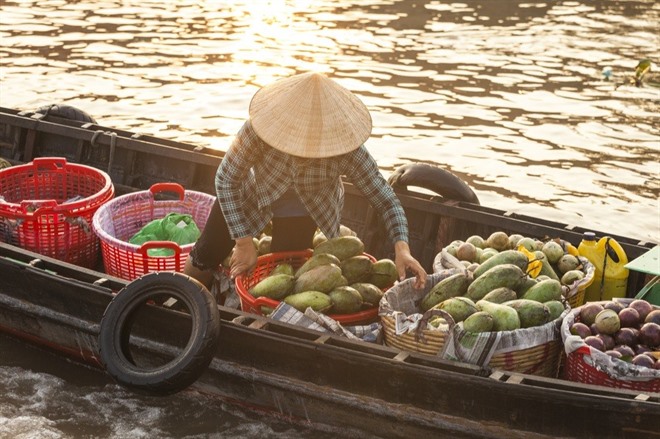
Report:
247,234,398,315
423,231,585,333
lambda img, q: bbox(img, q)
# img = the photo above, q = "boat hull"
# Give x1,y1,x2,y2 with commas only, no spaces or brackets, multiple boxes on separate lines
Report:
1,243,659,438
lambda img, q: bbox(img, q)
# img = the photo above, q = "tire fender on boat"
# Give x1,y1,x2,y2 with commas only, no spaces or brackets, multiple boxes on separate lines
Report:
35,104,97,124
387,163,480,204
98,272,220,395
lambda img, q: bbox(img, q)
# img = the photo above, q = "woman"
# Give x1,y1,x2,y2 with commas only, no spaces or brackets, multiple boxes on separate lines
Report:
184,72,426,289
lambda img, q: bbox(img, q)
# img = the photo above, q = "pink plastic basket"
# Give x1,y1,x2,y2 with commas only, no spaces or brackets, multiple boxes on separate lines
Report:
92,183,215,280
0,157,114,268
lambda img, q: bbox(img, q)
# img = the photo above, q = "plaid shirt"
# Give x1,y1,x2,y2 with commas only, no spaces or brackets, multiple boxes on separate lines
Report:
216,121,408,244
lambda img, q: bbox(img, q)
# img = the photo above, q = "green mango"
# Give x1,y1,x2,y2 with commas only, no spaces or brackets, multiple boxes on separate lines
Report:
463,311,494,333
522,279,562,303
270,263,294,277
340,255,373,284
284,291,332,313
351,283,384,307
314,235,365,261
434,296,478,323
294,263,343,294
473,250,528,278
504,299,551,328
369,259,398,289
249,274,295,300
466,264,525,301
295,253,341,278
328,286,363,314
420,273,471,312
476,300,521,331
544,300,565,321
481,287,517,304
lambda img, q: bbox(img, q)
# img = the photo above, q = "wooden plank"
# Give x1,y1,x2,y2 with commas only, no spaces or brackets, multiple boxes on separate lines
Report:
0,111,223,165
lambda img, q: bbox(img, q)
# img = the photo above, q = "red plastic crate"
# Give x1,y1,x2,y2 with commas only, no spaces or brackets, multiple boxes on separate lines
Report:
0,157,114,267
563,345,660,392
235,250,382,325
561,306,660,392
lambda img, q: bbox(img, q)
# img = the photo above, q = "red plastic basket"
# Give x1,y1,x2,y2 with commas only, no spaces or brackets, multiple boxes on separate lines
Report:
0,157,114,267
235,250,383,325
563,345,660,392
92,183,215,281
561,306,660,392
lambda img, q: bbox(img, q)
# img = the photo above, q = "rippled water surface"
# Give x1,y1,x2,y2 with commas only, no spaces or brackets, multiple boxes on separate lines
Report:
0,335,343,439
0,0,659,437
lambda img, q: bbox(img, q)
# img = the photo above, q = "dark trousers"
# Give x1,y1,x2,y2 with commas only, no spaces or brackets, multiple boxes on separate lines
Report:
189,201,317,271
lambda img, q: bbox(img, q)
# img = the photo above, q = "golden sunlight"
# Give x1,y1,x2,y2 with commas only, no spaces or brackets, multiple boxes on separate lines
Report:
227,0,336,79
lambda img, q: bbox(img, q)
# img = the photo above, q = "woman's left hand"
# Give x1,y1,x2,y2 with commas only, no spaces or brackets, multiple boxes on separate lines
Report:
394,241,427,289
230,237,258,279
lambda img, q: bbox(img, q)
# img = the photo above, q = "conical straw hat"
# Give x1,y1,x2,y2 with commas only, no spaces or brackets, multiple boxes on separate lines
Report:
249,72,372,158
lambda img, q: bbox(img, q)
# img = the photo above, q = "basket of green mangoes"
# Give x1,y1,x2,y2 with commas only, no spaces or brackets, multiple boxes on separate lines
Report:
434,231,595,308
384,231,597,377
234,235,398,325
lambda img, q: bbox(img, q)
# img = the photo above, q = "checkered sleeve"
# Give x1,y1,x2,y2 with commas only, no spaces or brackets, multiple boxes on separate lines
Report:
215,122,260,239
344,146,409,243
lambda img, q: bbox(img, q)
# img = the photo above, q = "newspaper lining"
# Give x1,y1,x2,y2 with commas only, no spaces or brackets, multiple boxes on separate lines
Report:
269,303,381,342
211,270,241,309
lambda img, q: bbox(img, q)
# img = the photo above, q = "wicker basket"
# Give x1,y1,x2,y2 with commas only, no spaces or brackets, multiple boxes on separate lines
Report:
381,272,566,378
564,258,594,308
567,288,586,308
381,314,447,356
489,340,562,377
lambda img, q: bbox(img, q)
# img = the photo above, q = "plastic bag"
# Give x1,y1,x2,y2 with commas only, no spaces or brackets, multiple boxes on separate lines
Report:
129,213,200,256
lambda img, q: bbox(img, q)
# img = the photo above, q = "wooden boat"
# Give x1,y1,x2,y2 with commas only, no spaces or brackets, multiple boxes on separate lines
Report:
0,106,658,439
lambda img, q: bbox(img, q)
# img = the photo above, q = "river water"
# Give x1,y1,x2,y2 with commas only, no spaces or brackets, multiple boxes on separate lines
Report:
0,0,658,437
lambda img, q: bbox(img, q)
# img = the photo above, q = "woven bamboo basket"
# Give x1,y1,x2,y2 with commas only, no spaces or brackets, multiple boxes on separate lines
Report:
380,272,566,378
563,256,595,308
382,312,563,377
567,288,586,309
381,314,447,356
488,340,562,377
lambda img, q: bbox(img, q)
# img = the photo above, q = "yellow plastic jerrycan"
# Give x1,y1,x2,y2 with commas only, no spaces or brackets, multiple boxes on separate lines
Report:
579,232,629,301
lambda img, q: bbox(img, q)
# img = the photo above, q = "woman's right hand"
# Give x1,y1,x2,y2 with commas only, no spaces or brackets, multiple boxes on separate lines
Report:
230,237,258,278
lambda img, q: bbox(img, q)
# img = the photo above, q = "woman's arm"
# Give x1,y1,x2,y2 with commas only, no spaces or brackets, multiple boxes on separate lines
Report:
216,122,261,277
346,147,427,288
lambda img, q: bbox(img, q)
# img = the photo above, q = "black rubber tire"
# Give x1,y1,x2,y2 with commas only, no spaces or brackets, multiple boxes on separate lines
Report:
35,104,97,124
98,272,220,395
387,163,480,204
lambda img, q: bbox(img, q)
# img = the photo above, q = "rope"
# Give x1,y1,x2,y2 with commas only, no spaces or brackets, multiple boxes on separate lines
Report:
107,132,117,175
38,104,58,119
90,130,118,175
90,130,103,146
